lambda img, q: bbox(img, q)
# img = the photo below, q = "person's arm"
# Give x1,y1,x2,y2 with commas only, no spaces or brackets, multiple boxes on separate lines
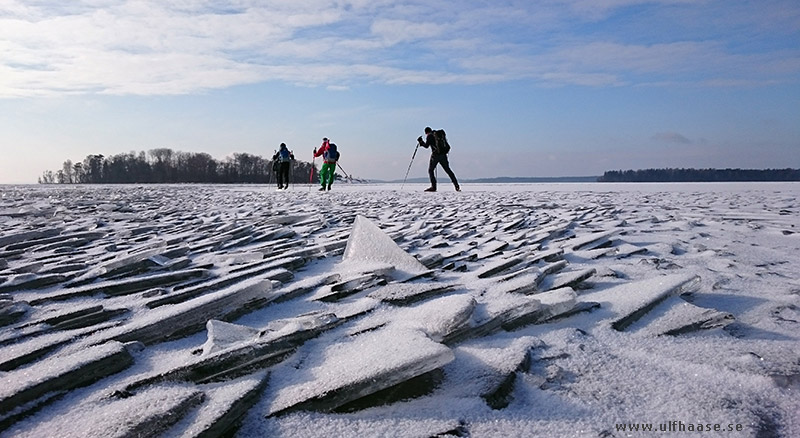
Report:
417,136,429,149
424,133,436,149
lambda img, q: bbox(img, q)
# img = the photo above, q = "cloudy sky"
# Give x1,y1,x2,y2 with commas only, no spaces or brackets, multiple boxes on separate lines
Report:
1,0,798,183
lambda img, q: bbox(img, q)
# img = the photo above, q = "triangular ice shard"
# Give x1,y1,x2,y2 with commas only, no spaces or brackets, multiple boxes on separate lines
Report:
267,327,454,416
164,372,270,438
342,215,430,281
581,273,701,331
442,336,543,409
626,295,734,336
16,384,204,438
201,320,261,357
351,294,476,342
0,341,133,427
367,282,458,306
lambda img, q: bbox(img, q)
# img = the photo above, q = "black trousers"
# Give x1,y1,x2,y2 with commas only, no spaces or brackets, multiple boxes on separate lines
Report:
277,162,290,187
428,154,459,189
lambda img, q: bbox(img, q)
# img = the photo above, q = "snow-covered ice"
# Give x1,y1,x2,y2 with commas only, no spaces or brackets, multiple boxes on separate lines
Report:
0,182,799,437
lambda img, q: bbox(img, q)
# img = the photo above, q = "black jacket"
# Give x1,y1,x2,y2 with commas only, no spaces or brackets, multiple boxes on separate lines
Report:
272,149,294,162
419,132,443,155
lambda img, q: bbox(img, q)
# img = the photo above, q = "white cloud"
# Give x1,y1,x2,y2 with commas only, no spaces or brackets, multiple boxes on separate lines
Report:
561,0,706,20
370,19,442,45
551,41,716,73
0,0,798,97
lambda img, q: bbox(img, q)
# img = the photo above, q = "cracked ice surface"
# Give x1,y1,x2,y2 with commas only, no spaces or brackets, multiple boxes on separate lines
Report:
0,183,799,438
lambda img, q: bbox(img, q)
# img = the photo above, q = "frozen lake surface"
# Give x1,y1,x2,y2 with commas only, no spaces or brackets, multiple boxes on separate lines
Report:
1,182,799,437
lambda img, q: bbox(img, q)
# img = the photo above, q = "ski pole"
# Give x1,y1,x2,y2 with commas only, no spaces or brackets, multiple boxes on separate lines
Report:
401,143,420,190
336,162,350,179
268,150,276,186
308,155,316,191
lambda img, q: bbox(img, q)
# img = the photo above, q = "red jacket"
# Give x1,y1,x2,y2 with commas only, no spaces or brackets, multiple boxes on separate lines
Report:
314,141,336,162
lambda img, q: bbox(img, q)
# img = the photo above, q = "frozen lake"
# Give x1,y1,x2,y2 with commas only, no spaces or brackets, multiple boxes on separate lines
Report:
1,182,799,437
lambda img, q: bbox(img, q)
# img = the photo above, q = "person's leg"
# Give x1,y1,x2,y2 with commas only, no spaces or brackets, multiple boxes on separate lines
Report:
325,163,333,187
438,155,460,190
327,163,335,190
320,163,332,189
284,165,290,188
277,164,285,188
427,156,438,190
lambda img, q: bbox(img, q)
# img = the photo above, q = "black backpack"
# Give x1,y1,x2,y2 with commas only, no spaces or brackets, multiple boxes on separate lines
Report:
326,143,340,161
433,130,451,154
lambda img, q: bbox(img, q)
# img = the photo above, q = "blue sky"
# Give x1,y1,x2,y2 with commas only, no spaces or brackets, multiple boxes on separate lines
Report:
1,0,798,183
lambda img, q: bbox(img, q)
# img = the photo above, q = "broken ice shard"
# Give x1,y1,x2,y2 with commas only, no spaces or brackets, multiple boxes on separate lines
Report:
267,327,454,416
342,215,431,281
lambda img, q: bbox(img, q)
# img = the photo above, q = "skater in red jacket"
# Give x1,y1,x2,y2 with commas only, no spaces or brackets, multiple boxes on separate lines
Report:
313,138,340,191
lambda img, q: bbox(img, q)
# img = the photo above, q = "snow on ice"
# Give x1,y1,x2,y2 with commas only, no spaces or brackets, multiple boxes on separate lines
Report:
0,182,799,437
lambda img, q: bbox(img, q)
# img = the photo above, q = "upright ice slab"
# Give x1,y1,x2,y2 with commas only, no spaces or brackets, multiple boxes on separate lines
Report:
342,215,431,281
201,320,260,357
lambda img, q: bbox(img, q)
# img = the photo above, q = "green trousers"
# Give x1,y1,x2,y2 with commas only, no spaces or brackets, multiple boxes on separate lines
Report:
320,162,336,188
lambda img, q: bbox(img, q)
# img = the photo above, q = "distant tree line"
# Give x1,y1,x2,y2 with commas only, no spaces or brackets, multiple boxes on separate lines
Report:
598,168,800,182
39,148,333,184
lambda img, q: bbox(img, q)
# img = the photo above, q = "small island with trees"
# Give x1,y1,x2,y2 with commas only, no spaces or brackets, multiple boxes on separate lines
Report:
39,148,323,185
597,168,800,182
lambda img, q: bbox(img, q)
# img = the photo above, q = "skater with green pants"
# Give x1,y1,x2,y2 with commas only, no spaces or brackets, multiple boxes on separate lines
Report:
313,137,340,191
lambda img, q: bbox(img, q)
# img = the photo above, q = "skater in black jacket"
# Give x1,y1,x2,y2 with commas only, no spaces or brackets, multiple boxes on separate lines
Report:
417,127,460,192
272,143,294,190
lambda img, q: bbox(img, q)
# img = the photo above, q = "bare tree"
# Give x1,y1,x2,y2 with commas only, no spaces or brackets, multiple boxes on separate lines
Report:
61,160,74,184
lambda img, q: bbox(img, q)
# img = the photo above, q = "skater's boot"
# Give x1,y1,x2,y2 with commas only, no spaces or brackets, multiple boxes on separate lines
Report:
424,187,437,192
318,186,326,191
327,184,332,191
